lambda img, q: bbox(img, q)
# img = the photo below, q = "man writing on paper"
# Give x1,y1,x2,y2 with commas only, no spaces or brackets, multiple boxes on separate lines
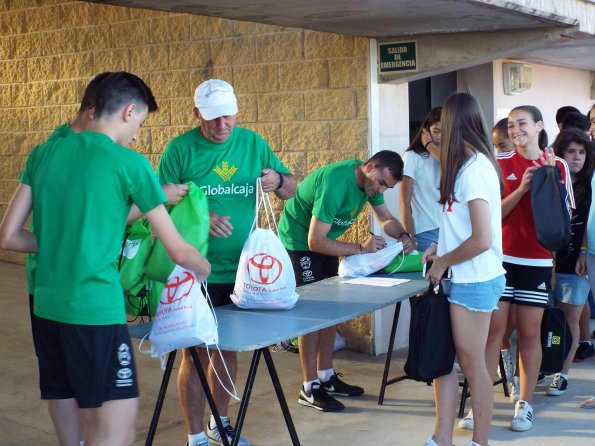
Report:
277,150,414,412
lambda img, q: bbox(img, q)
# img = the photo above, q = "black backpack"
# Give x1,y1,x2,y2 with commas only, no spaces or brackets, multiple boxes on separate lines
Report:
530,165,571,251
540,306,573,375
404,282,456,382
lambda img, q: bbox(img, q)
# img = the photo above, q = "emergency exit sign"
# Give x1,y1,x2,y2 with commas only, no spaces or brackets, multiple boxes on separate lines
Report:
378,41,417,74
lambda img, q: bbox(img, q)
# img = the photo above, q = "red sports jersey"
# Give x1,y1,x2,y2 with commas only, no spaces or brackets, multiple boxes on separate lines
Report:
497,150,575,266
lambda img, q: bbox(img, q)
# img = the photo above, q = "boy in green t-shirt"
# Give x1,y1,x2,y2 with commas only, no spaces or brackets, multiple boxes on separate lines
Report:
278,150,414,412
0,71,210,446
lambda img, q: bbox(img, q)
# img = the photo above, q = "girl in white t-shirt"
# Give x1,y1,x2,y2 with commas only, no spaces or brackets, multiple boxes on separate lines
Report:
423,92,505,446
400,107,442,251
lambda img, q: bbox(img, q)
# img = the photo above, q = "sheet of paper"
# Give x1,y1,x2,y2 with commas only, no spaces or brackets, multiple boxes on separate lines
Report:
342,277,410,287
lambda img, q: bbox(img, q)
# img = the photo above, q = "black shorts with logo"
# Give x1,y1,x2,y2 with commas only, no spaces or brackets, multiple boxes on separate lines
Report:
500,262,552,308
33,317,139,408
286,249,339,287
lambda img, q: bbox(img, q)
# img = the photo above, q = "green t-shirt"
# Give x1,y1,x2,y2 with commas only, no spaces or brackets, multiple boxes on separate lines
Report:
158,126,291,283
20,130,166,325
278,160,384,251
26,122,74,294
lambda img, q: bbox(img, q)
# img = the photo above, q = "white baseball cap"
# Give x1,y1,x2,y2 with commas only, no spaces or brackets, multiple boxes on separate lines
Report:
194,79,238,120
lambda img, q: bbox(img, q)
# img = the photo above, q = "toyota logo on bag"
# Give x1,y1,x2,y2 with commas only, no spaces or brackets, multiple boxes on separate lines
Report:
162,271,195,304
247,253,282,284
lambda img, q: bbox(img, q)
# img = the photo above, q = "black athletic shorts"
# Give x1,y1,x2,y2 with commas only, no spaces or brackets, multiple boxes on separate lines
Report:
33,317,139,408
206,282,234,307
286,249,339,287
500,262,552,308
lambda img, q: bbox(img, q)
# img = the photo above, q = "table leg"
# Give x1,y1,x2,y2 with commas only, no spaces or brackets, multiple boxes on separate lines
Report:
145,350,177,446
378,301,402,405
262,347,301,445
188,347,230,446
231,349,262,446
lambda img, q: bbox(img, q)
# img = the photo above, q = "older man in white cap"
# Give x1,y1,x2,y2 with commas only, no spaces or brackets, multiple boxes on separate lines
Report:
157,79,296,446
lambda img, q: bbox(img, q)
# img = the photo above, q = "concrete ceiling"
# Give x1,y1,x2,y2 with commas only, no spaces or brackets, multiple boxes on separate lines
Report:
88,0,595,71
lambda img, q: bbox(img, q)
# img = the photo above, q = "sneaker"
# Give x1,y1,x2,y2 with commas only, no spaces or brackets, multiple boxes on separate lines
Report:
510,400,533,432
499,349,514,381
185,440,209,446
580,396,595,409
573,341,595,362
321,372,364,397
298,382,344,412
424,435,438,446
457,409,473,430
207,419,250,446
546,373,568,396
510,376,520,403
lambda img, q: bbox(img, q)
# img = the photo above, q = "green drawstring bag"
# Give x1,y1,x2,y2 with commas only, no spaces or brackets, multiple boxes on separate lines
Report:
145,182,209,283
381,250,424,274
119,218,152,296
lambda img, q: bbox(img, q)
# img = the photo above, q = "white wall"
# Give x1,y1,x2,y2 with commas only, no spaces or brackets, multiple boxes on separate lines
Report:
493,60,593,141
372,81,412,353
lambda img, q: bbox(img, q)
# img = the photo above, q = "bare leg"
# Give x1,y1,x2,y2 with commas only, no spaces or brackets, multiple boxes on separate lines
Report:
485,302,511,379
451,305,493,446
431,368,458,446
48,398,81,446
515,305,545,404
298,332,321,381
82,398,138,446
178,347,210,435
578,302,591,341
556,301,582,375
208,349,237,417
316,326,336,372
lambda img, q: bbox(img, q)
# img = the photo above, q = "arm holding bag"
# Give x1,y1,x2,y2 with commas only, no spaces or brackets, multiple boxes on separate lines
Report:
145,182,209,283
404,282,455,382
530,165,571,251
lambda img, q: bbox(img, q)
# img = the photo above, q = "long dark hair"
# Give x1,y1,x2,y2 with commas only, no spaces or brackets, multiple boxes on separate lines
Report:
406,107,442,156
552,128,594,203
438,92,503,205
509,105,548,149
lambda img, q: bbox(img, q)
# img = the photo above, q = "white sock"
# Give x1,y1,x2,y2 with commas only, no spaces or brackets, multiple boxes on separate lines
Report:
209,415,230,428
317,368,334,382
188,432,207,446
303,379,320,392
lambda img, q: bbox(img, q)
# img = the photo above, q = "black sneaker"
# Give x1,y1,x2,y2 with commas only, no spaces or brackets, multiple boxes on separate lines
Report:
546,373,568,396
573,341,595,362
321,372,364,397
298,382,344,412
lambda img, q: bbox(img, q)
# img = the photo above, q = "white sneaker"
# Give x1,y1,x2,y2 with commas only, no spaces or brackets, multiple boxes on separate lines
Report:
499,348,514,381
510,376,520,403
511,400,534,432
424,435,438,446
457,409,474,430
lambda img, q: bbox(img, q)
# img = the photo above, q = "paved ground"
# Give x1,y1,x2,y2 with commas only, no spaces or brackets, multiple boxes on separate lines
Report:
0,260,593,446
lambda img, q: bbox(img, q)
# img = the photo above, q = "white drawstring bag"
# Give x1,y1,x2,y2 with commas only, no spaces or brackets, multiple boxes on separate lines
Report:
231,178,299,310
146,265,239,401
149,265,218,356
338,240,403,278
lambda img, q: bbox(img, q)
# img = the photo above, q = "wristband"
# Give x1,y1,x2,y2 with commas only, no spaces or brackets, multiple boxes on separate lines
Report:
424,140,434,150
398,232,412,240
276,171,285,190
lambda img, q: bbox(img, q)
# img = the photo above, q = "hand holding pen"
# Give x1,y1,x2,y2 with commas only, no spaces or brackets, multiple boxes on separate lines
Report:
360,231,387,253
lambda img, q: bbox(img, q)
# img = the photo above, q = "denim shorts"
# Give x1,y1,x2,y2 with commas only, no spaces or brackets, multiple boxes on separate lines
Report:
415,228,439,252
554,273,590,306
447,275,505,313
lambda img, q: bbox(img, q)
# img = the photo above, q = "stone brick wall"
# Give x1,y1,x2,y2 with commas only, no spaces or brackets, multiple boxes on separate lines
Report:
0,1,373,350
